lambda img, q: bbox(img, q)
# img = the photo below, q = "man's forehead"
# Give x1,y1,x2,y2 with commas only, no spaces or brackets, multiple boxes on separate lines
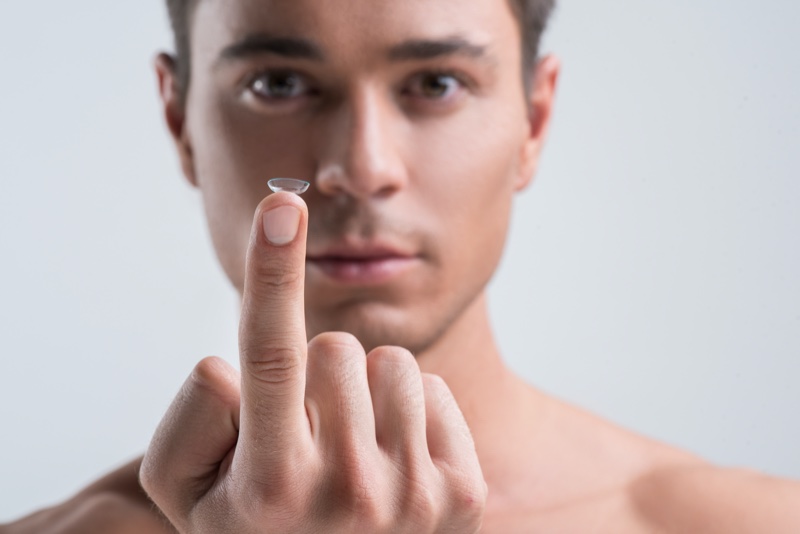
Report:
212,32,498,71
193,0,516,67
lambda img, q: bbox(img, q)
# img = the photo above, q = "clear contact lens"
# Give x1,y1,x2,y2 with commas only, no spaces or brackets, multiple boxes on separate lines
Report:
268,178,310,195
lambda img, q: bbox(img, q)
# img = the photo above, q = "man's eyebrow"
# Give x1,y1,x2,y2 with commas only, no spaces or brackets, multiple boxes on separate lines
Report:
387,36,491,63
216,34,325,65
216,33,493,67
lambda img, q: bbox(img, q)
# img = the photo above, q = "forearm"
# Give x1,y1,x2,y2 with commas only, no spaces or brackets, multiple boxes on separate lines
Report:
1,457,175,534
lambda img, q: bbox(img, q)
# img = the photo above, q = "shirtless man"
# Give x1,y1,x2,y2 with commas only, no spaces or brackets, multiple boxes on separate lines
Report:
4,0,800,532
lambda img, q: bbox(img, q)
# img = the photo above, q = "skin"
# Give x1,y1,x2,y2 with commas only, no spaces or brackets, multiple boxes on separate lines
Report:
3,0,800,532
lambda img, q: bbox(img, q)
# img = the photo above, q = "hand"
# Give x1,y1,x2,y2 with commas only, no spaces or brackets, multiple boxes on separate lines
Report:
139,192,487,533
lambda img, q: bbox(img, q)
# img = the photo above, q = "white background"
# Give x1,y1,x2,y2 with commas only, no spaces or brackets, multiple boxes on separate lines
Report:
1,0,798,521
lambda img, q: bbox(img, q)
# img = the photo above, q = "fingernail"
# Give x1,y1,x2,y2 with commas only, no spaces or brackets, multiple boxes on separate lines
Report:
263,205,301,246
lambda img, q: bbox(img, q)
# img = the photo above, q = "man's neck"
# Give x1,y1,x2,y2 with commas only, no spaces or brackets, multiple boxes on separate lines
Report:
415,291,512,417
415,292,550,505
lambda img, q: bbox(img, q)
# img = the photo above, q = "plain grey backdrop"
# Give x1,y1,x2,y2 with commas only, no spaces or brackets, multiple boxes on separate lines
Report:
1,0,798,521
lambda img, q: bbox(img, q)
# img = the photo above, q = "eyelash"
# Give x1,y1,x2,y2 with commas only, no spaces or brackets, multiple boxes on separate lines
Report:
245,68,470,105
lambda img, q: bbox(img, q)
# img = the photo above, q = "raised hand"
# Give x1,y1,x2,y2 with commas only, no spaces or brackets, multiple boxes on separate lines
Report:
139,191,487,533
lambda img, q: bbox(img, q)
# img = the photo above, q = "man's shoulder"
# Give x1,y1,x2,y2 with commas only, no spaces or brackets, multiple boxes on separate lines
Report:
627,462,800,534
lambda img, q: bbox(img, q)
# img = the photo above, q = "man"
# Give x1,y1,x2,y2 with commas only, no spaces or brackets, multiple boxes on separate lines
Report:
4,0,800,532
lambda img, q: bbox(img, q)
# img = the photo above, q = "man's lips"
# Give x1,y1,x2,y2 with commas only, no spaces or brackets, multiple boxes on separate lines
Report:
306,243,419,284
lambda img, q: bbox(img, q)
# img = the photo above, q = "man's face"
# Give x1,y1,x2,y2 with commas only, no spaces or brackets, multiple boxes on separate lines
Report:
171,0,548,354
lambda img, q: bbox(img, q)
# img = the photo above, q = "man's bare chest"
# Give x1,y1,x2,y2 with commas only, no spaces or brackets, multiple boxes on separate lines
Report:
480,489,656,534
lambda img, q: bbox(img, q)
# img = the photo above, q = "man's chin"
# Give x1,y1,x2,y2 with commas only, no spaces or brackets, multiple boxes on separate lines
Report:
305,301,433,355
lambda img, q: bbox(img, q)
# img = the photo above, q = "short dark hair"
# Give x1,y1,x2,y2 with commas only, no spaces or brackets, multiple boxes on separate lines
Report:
164,0,556,106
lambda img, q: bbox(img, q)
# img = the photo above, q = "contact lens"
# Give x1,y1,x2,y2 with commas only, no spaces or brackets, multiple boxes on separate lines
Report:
268,178,310,195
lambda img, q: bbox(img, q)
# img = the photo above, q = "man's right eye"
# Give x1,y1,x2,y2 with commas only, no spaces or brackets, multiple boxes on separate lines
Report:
249,70,311,101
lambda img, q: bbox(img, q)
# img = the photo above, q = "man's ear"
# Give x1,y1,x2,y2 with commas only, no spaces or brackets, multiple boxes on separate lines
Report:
515,54,560,192
154,52,198,188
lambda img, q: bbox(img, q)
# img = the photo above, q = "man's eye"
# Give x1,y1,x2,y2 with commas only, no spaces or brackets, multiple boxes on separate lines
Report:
408,72,464,100
249,71,309,100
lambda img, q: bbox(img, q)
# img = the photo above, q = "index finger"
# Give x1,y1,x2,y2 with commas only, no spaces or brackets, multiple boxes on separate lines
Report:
237,191,312,474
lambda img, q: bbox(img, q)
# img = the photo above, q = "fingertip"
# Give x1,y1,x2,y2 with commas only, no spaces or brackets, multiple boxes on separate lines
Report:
256,192,308,248
193,356,239,388
190,356,241,408
259,190,308,215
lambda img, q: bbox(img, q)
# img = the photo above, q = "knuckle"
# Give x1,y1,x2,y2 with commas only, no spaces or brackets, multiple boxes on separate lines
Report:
163,357,240,420
251,255,303,291
307,333,367,383
367,345,416,369
368,347,420,395
191,356,236,393
245,476,310,514
243,346,304,385
308,332,366,377
265,268,303,290
333,465,384,522
422,373,455,410
313,450,386,523
447,472,488,519
308,331,364,355
403,482,440,523
224,490,301,532
421,372,449,394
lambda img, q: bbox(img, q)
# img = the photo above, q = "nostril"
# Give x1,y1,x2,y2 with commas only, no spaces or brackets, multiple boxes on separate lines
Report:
315,164,350,196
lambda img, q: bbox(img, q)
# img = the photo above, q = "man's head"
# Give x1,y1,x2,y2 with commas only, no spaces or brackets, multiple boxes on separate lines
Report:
155,0,559,355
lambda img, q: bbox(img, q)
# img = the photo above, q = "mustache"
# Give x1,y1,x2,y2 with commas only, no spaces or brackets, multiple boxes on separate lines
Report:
307,203,416,242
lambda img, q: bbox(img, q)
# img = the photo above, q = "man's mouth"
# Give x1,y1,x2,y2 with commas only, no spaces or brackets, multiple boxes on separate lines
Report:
306,243,419,285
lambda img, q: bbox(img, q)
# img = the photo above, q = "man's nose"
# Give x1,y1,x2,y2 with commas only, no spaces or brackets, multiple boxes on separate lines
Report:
314,86,408,200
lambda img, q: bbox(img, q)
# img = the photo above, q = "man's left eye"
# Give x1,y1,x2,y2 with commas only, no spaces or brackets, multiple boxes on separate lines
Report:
250,71,309,100
408,73,464,100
